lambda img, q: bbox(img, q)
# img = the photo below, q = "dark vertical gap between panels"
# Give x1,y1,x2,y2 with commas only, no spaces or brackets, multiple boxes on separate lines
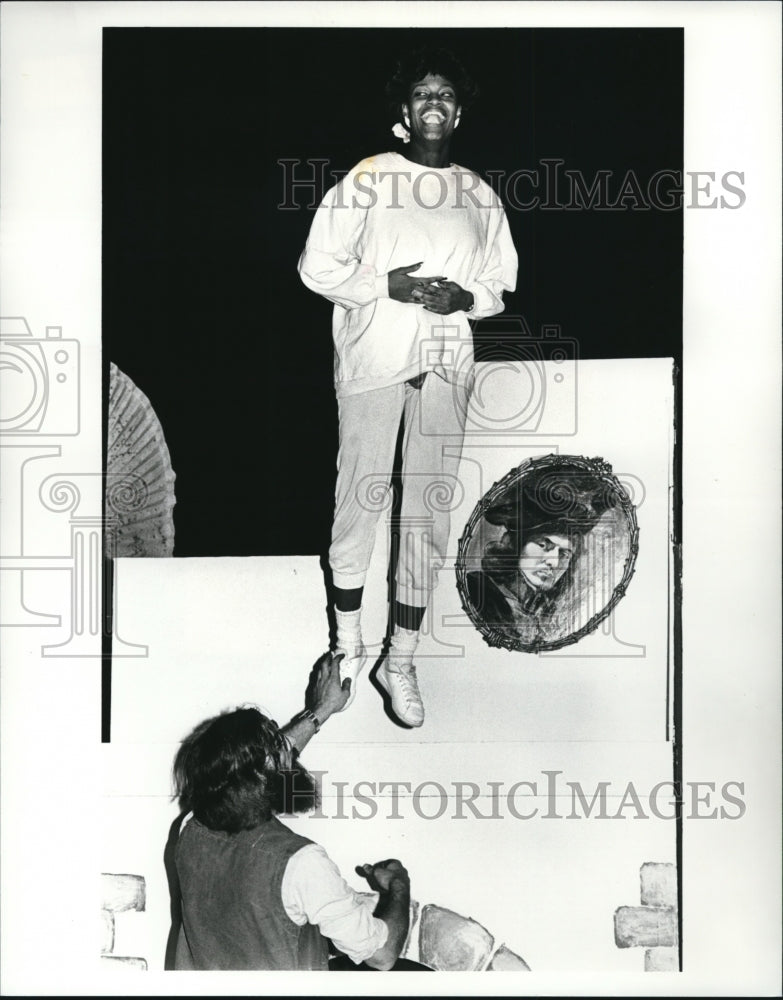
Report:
673,360,684,970
101,32,112,743
101,318,112,743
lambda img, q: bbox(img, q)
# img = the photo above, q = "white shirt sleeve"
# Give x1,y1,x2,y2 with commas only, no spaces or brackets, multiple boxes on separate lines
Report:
298,173,390,310
464,197,518,320
281,844,389,965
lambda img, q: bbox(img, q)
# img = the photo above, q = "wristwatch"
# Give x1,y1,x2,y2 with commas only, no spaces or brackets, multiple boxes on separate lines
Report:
297,708,321,732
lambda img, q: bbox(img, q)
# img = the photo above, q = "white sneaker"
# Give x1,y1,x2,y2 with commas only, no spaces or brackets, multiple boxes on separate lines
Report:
334,644,367,711
377,662,425,727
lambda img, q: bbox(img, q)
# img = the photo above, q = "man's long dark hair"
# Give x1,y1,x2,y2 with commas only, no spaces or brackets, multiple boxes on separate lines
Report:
172,707,318,833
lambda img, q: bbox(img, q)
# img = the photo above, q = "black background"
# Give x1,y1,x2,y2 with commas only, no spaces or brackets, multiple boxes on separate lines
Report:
103,27,683,557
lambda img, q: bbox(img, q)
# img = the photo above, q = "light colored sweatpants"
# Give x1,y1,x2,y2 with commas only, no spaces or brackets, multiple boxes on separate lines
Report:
330,374,470,607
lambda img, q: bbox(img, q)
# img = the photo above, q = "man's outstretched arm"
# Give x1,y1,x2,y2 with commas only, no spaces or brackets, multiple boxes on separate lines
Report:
281,652,350,753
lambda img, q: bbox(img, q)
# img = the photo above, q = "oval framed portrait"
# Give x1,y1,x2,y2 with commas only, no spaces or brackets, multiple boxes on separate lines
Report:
456,454,640,652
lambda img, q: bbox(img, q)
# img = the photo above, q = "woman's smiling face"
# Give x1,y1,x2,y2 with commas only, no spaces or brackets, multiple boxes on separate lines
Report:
403,73,461,144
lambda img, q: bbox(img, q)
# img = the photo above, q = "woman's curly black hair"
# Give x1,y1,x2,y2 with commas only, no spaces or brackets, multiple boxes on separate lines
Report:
385,46,479,116
172,707,318,832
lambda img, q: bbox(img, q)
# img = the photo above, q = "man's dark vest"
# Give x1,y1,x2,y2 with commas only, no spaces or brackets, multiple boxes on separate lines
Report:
174,815,329,970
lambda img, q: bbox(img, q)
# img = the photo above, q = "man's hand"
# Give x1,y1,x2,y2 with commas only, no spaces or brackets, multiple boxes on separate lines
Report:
356,859,410,897
357,859,411,970
388,262,446,304
415,279,473,315
311,652,351,721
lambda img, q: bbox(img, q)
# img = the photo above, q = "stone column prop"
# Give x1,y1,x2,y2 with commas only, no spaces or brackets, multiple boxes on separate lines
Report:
614,862,678,971
100,873,147,970
105,363,176,558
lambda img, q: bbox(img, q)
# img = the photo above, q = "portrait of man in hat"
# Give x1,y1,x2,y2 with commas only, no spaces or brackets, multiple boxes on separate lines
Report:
460,457,635,651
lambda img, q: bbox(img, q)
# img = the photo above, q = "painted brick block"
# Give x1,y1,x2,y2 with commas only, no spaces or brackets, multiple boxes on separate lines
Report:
645,946,679,971
101,909,115,955
101,873,146,913
614,905,677,948
419,904,494,971
487,944,531,971
640,862,677,907
100,956,148,970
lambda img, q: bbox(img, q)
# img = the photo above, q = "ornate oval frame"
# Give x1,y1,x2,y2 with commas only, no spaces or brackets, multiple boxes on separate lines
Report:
455,453,640,653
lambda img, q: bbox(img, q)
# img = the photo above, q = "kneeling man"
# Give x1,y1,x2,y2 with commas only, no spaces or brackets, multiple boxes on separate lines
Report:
172,655,411,971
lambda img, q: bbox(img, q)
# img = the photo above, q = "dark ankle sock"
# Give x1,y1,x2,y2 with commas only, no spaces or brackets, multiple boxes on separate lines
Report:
335,586,363,613
393,601,426,632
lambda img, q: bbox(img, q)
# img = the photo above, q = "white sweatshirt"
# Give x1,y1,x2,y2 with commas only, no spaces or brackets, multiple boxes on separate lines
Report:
298,151,518,397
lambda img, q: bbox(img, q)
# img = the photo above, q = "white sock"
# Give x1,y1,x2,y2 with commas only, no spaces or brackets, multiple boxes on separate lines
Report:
335,608,363,658
387,626,419,671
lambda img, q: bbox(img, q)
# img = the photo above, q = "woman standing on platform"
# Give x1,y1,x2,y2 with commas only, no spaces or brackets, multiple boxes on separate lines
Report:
299,46,518,727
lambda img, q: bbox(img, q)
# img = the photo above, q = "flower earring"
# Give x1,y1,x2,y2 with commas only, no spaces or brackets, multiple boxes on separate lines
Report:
392,121,411,143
